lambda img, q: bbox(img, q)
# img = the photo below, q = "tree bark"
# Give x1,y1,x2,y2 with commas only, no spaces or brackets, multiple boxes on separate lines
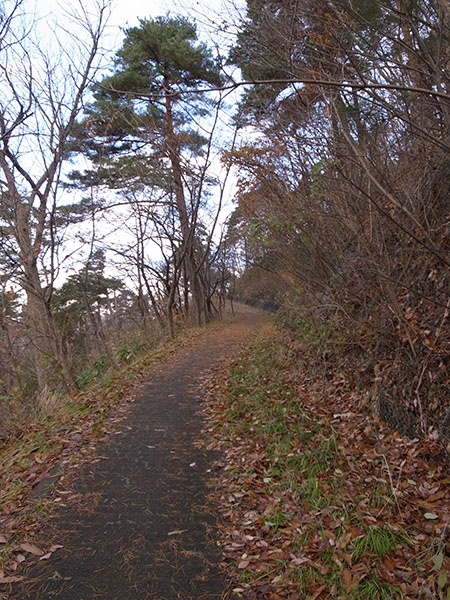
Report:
163,81,204,325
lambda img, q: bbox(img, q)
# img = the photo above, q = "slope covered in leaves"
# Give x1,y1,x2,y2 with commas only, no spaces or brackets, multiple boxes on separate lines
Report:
201,326,449,600
0,322,225,581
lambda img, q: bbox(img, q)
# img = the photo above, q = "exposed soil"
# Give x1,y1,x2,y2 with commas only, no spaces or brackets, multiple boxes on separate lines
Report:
8,308,269,600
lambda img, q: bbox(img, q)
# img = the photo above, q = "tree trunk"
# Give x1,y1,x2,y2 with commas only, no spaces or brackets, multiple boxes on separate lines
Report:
82,294,118,369
23,267,77,393
163,82,204,325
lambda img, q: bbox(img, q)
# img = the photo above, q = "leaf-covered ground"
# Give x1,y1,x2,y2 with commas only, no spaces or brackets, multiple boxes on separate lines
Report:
0,327,206,581
0,309,267,598
201,326,449,600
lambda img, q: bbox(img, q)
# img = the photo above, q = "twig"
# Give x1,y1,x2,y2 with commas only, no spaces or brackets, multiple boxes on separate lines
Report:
381,453,403,518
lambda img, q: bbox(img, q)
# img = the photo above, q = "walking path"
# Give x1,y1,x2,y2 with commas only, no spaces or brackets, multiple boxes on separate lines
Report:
11,309,267,600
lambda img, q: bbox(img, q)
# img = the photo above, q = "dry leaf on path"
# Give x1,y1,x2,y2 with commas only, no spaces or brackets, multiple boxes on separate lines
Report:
20,542,44,556
342,568,353,593
0,575,25,583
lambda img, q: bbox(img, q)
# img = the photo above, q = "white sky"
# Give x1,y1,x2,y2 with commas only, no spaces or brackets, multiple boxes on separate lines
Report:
20,0,244,286
36,0,242,42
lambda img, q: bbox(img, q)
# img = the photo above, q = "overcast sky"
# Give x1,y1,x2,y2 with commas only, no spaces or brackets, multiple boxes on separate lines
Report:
24,0,244,280
34,0,241,48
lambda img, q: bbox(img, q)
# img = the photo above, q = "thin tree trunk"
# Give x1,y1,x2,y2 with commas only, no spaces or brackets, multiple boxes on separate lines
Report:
164,81,204,325
24,274,77,392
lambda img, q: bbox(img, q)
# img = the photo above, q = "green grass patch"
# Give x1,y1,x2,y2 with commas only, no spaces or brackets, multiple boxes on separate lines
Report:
353,573,403,600
218,329,415,600
352,526,414,561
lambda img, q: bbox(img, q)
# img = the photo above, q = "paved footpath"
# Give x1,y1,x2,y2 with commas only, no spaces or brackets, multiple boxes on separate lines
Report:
11,310,267,600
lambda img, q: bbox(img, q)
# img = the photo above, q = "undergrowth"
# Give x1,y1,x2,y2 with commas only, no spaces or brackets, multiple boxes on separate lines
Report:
209,328,449,600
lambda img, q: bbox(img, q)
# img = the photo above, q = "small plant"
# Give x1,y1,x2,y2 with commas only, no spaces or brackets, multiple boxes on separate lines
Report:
117,337,143,362
118,345,134,361
352,526,409,561
353,573,402,600
290,565,321,595
264,509,289,532
0,543,15,570
76,354,108,388
239,570,260,583
21,499,49,523
277,308,342,359
430,537,449,597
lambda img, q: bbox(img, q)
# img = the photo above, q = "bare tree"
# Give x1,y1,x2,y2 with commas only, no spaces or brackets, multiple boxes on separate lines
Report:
0,0,112,391
225,0,450,435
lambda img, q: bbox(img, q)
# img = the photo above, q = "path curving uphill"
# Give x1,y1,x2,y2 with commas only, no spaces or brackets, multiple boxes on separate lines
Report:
11,307,268,600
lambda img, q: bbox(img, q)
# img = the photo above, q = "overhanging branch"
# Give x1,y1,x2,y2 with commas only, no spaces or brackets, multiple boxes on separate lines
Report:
97,77,450,102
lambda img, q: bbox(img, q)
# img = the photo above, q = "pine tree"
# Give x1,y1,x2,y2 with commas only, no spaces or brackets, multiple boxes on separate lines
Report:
75,16,223,327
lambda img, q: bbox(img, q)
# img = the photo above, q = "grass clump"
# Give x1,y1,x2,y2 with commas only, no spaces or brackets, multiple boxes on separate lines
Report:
352,526,411,561
214,329,422,599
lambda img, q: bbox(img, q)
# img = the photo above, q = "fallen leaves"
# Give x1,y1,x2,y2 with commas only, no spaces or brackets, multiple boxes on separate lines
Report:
423,512,439,520
19,542,44,556
0,575,25,583
200,329,450,599
341,569,353,593
0,541,65,582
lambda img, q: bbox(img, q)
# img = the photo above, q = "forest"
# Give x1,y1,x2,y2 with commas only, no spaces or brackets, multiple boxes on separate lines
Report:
0,0,449,595
1,0,448,446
